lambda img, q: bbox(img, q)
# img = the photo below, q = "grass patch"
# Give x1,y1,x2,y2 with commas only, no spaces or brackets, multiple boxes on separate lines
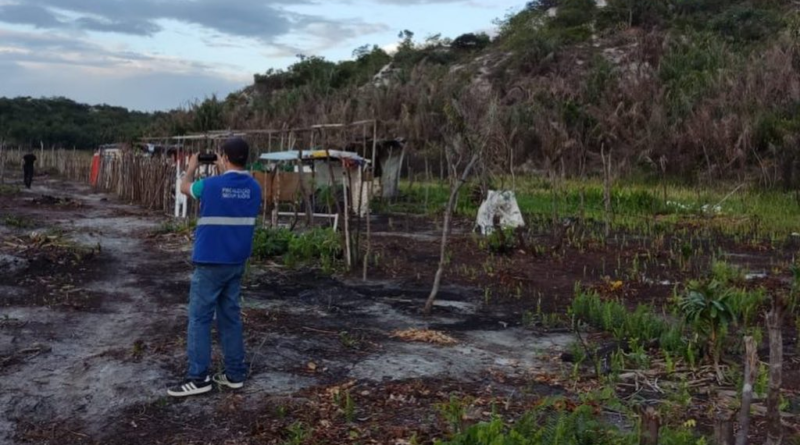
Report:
570,289,687,359
0,185,20,196
384,177,800,237
3,215,33,229
436,397,703,445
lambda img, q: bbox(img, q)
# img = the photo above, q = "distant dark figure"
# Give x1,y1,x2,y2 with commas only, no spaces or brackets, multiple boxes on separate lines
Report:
22,153,36,189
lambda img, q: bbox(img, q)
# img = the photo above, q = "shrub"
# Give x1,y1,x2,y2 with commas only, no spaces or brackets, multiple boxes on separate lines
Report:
597,0,670,29
710,260,744,284
285,228,342,271
252,227,294,259
485,227,517,254
252,227,342,271
452,33,491,52
658,32,733,119
711,4,784,43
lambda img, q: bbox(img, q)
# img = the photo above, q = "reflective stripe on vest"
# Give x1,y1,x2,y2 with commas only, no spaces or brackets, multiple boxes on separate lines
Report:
197,217,257,226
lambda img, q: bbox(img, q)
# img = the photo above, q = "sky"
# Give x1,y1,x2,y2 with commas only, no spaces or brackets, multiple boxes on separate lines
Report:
0,0,525,112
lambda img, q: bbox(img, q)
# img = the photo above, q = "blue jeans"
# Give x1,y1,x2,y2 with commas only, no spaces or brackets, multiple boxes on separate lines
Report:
187,263,247,382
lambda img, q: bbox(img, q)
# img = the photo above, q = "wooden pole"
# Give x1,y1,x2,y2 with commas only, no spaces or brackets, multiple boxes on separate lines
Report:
363,122,377,281
766,295,785,445
639,406,660,445
342,159,352,270
602,144,613,239
714,409,734,445
736,336,758,445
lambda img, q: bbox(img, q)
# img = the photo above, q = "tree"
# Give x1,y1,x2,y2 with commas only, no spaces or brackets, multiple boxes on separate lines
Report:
451,33,491,52
192,95,225,132
526,0,559,11
424,87,499,315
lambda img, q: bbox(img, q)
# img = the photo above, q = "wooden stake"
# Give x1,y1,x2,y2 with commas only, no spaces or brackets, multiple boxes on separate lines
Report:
766,295,785,445
342,160,352,270
736,336,758,445
714,408,734,445
363,122,377,281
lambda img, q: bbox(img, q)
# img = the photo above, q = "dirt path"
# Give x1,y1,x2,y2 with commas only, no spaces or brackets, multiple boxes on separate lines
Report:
0,176,573,444
0,177,185,443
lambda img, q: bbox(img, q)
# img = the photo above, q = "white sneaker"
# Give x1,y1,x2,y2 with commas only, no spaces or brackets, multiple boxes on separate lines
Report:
213,373,244,389
167,376,213,397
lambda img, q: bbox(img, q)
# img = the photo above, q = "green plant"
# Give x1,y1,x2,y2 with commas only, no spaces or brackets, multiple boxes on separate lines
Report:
283,421,311,445
711,4,784,43
338,331,360,349
252,227,342,272
437,395,472,435
728,288,766,328
710,260,744,284
486,227,516,254
335,389,357,423
435,400,641,445
3,215,32,229
252,227,294,259
677,280,735,377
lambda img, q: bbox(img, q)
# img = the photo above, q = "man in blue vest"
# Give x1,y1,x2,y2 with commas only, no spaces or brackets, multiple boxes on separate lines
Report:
168,137,262,397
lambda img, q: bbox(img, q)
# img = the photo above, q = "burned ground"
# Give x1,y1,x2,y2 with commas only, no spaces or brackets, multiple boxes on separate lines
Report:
0,176,574,444
1,175,800,444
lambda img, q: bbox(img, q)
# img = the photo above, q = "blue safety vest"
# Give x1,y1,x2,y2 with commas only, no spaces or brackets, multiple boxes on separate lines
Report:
193,171,261,265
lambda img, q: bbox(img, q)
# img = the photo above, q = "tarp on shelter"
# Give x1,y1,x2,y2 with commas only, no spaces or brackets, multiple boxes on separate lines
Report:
475,191,525,235
260,150,368,165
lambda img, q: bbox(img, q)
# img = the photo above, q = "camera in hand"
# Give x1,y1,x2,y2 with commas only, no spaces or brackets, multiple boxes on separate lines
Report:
198,153,218,164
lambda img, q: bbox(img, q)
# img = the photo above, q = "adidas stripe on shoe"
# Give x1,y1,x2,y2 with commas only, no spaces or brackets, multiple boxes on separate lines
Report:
167,377,213,397
213,373,244,389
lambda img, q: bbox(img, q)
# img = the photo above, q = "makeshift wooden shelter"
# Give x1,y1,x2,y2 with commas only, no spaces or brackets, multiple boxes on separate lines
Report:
255,149,372,229
344,139,406,198
163,121,385,232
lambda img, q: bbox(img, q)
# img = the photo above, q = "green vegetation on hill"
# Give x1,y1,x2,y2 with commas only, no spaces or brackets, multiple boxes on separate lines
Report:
3,0,799,188
0,97,155,148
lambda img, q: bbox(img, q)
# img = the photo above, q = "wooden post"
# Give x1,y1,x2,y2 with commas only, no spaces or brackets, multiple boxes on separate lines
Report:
601,144,613,239
736,336,758,445
714,409,735,445
766,295,785,445
363,121,377,281
342,159,352,270
639,406,660,445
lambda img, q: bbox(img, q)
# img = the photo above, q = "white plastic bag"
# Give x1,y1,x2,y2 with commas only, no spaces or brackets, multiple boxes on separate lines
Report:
475,190,525,235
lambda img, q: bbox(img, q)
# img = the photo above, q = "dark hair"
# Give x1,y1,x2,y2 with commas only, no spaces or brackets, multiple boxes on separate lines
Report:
221,137,249,167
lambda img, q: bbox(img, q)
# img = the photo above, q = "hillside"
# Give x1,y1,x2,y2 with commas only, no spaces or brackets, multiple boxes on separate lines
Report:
202,0,798,186
0,97,155,149
2,0,798,186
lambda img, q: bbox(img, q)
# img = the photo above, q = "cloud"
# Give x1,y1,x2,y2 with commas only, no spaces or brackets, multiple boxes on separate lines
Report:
0,3,61,28
0,59,245,111
0,28,248,110
0,0,383,45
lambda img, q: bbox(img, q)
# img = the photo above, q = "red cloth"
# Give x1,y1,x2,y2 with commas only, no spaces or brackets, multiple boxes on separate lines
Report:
90,153,101,186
